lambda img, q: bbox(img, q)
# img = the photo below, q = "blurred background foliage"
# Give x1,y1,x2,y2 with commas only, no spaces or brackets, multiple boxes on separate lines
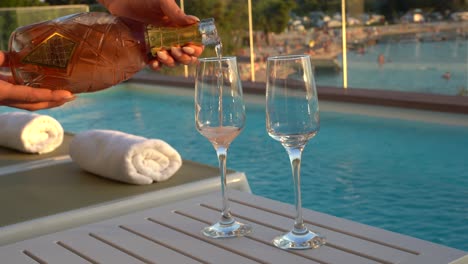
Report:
0,0,466,76
1,0,465,54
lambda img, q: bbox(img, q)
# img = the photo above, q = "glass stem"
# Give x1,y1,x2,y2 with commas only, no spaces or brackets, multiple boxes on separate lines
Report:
286,146,307,235
216,146,234,225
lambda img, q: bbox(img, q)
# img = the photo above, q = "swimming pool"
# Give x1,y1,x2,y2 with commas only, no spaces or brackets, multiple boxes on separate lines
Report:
316,39,468,96
2,83,467,251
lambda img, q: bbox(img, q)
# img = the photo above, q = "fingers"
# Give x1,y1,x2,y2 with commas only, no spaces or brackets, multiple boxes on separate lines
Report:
0,100,70,111
0,81,76,110
2,83,75,102
159,0,199,26
156,50,176,67
182,44,204,57
170,44,203,65
150,44,204,70
148,59,161,71
0,51,9,67
170,47,192,65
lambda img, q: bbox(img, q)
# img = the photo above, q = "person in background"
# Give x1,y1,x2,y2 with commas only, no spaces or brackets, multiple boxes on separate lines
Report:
0,0,203,111
442,72,451,80
378,53,385,66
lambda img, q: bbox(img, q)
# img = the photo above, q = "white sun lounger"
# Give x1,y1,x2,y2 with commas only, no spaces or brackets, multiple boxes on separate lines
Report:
0,190,465,264
0,133,251,246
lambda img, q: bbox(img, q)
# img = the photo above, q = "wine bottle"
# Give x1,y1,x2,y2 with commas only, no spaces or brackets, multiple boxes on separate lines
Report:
8,12,220,93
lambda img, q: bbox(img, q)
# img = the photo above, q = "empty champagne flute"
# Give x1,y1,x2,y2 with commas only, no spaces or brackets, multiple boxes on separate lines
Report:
266,54,326,249
195,56,252,238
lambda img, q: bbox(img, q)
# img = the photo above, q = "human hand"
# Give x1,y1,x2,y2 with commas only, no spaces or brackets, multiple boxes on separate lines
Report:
98,0,204,70
0,51,76,111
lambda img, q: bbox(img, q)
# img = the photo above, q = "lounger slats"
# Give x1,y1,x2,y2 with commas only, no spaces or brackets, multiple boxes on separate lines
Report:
0,190,465,264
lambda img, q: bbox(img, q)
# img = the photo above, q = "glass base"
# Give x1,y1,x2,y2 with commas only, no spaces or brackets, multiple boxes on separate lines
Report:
202,221,252,238
273,229,326,250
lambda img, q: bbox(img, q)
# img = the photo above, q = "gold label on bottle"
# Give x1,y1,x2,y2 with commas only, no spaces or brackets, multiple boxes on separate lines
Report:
22,33,77,69
146,24,201,56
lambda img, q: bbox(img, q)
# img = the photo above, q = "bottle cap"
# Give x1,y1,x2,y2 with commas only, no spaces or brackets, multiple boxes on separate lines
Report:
199,18,220,46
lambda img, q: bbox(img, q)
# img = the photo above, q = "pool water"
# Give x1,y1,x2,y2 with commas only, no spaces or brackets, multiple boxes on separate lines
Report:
316,39,468,95
2,85,467,251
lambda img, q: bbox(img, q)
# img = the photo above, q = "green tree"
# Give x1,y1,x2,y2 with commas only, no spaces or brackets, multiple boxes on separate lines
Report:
293,0,320,16
182,0,221,21
220,1,250,53
253,0,296,44
0,0,48,50
183,0,249,57
0,14,17,50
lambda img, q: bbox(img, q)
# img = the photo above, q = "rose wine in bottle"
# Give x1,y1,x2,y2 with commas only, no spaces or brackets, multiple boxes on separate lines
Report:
8,12,219,93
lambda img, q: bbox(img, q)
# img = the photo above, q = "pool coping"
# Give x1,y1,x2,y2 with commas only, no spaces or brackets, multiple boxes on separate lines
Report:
130,72,468,114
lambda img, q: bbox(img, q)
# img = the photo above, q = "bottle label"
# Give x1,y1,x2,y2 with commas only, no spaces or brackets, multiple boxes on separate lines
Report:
146,24,201,56
22,32,77,69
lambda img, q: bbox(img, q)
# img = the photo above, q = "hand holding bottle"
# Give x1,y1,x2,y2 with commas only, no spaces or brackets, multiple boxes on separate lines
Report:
98,0,204,70
0,51,75,111
9,6,219,93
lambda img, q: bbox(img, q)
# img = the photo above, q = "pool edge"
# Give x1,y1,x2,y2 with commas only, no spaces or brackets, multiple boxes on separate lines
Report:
129,71,468,115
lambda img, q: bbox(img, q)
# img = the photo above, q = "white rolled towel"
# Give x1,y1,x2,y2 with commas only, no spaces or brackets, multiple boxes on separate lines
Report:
0,112,64,154
70,130,183,185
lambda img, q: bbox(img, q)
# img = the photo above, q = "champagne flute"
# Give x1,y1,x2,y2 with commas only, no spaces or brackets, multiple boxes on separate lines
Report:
266,54,325,249
195,56,252,238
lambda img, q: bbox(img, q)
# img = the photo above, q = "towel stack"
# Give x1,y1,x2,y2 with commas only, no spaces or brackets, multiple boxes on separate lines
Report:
0,112,182,185
0,112,64,154
70,130,182,185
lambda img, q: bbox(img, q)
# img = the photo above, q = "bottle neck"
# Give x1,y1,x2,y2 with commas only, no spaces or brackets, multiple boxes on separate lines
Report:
198,18,221,46
145,23,200,57
145,18,220,58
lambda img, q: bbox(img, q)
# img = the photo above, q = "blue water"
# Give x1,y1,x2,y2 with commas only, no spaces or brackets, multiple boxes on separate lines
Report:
2,86,467,251
316,39,468,95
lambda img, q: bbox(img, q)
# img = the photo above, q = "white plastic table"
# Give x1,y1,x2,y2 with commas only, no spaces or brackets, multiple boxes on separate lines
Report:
0,189,465,264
